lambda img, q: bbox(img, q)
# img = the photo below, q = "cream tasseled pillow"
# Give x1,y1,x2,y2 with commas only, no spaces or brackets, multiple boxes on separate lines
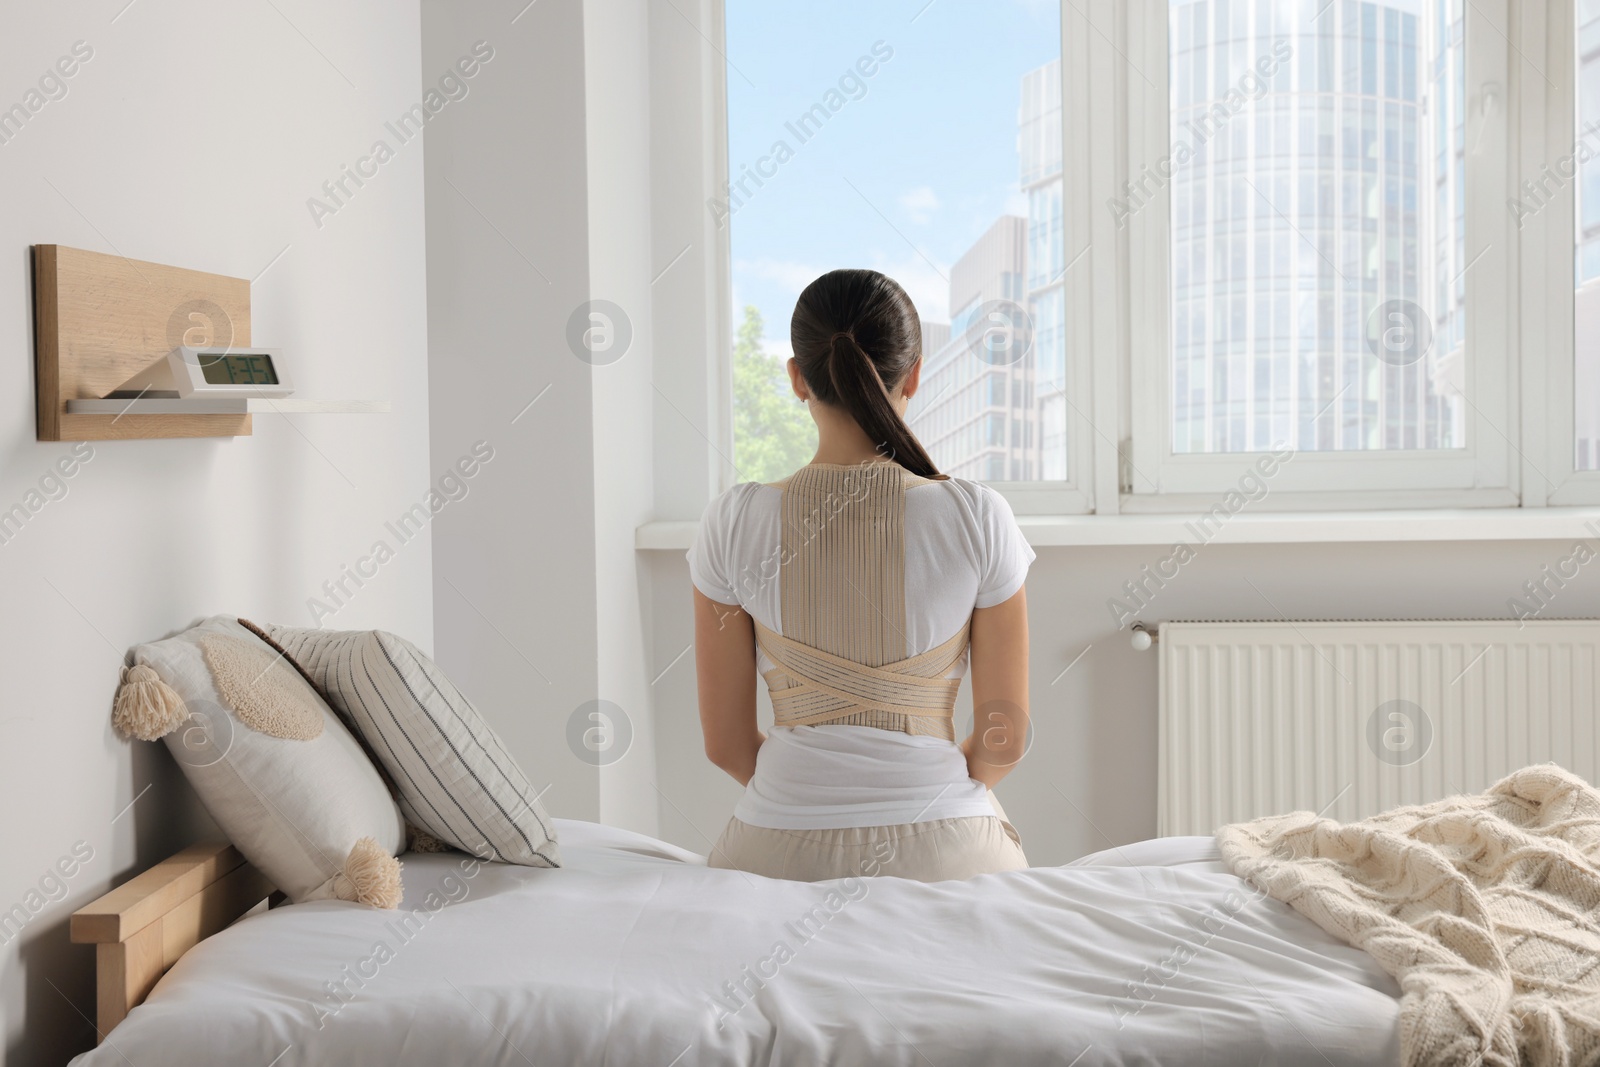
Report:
114,616,406,908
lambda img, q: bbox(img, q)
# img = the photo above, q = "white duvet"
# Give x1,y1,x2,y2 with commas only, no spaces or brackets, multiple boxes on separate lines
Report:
72,821,1400,1066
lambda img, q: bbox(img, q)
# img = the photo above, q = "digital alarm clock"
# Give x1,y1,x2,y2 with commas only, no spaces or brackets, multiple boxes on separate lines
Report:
108,347,295,400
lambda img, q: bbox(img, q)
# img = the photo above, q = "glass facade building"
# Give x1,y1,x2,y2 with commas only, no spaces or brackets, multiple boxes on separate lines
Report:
1022,60,1070,481
909,59,1068,481
910,216,1033,481
1167,0,1465,455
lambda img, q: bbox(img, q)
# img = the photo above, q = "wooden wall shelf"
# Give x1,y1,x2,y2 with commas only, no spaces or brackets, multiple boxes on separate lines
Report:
33,245,254,441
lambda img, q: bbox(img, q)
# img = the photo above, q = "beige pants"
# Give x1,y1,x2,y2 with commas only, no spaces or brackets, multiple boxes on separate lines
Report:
708,793,1027,883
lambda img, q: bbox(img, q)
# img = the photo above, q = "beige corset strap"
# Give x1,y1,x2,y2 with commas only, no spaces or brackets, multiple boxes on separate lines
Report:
767,461,957,738
754,620,969,740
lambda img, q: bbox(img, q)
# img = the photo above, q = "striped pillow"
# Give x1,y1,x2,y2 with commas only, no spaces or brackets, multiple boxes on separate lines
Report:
247,622,559,867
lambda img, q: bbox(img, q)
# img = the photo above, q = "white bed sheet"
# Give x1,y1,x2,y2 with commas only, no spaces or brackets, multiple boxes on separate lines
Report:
71,821,1400,1066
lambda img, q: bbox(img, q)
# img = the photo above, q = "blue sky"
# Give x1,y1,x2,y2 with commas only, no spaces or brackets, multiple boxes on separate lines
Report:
725,0,1060,355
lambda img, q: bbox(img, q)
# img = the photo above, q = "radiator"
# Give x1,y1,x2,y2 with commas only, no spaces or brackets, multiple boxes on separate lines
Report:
1156,619,1600,836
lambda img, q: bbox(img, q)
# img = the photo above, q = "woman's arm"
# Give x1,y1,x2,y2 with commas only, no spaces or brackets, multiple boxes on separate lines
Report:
962,585,1029,788
693,588,765,785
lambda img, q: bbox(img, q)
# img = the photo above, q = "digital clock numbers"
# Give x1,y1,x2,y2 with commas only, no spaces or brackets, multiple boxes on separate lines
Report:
198,352,280,386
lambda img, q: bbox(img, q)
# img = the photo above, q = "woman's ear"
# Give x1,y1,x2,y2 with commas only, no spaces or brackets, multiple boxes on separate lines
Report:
900,356,923,400
787,357,809,402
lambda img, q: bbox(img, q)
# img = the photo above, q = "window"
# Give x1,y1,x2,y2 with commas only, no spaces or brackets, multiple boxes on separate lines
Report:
1531,0,1600,506
1577,0,1600,471
722,1,1085,505
1121,0,1512,505
710,0,1600,512
1166,0,1460,457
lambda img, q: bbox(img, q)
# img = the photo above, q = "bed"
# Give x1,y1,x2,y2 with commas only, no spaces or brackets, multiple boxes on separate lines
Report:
70,819,1400,1066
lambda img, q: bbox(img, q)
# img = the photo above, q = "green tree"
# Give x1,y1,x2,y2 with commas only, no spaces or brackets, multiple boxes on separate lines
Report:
732,304,816,483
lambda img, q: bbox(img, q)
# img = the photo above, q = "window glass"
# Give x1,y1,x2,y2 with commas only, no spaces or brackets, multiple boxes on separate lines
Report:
725,1,1065,482
1167,0,1465,454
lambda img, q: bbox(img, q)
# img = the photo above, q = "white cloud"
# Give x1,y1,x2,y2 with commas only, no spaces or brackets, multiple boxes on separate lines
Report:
899,185,940,226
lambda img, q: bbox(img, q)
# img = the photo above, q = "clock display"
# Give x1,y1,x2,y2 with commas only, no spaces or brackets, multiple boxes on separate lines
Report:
199,353,279,386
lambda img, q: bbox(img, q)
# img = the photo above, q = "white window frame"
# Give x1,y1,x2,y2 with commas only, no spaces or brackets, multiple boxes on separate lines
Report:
1527,0,1600,506
695,0,1600,518
707,4,1097,515
1115,0,1516,510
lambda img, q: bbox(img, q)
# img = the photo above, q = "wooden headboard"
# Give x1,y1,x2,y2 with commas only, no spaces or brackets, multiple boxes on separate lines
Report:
71,843,275,1039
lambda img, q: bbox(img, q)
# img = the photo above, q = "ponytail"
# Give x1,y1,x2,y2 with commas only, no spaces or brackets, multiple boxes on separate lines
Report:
791,268,946,480
824,332,944,480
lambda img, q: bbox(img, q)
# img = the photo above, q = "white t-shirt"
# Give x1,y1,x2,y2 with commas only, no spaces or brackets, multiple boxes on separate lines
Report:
688,468,1036,829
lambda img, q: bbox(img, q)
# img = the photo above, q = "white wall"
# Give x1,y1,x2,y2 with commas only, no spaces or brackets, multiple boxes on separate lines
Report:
0,2,433,1062
648,537,1600,865
584,0,663,831
424,0,664,833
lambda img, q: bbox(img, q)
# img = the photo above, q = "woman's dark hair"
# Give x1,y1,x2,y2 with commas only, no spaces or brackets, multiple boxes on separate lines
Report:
790,268,945,480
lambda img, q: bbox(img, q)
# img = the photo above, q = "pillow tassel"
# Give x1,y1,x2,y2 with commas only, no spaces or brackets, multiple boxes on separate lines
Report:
112,664,188,741
406,824,453,854
334,837,404,909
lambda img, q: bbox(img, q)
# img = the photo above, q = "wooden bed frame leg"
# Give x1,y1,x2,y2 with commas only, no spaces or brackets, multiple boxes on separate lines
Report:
96,923,163,1037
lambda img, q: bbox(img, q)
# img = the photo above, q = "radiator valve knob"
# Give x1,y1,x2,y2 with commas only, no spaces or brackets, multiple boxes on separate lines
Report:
1131,624,1154,652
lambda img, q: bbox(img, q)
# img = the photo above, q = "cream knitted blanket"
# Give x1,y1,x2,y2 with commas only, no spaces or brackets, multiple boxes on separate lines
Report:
1217,765,1600,1067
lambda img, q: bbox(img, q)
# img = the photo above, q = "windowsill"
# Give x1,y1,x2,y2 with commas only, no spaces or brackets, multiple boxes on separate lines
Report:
636,507,1600,551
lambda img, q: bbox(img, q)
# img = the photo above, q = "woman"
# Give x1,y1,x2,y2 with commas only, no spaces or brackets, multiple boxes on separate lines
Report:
688,268,1035,883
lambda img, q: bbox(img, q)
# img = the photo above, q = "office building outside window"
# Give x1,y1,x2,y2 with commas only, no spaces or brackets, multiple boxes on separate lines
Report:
1166,0,1465,456
908,58,1068,481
